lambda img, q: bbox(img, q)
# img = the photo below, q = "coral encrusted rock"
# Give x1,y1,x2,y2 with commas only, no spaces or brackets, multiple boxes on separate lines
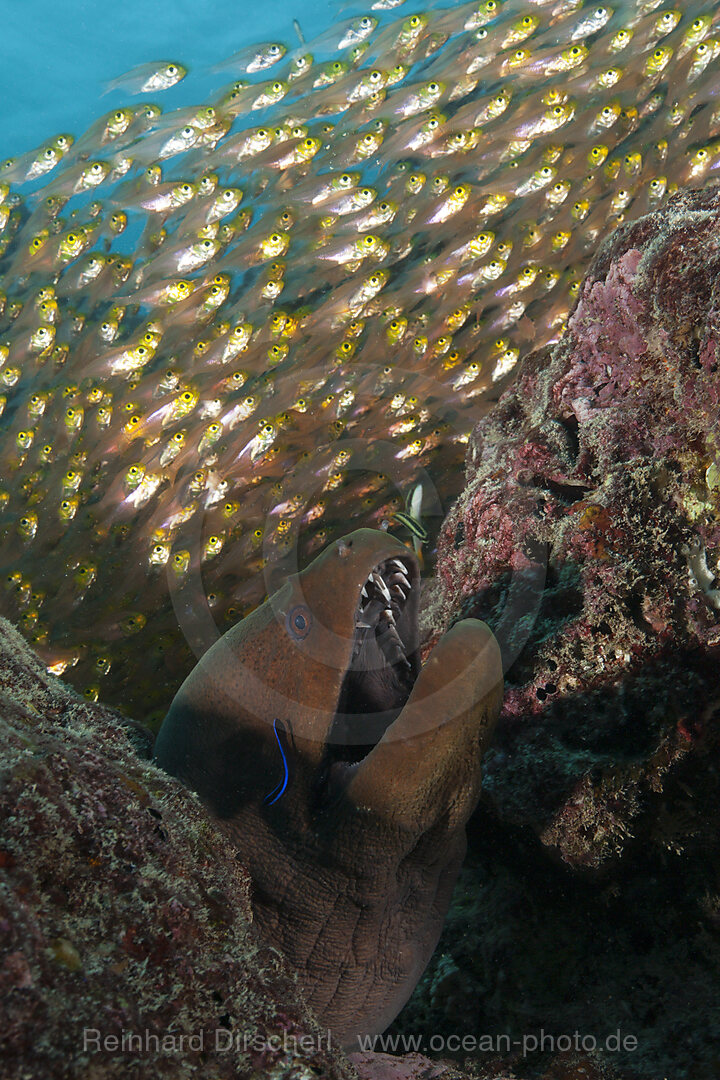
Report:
424,182,720,869
401,183,720,1080
0,617,353,1080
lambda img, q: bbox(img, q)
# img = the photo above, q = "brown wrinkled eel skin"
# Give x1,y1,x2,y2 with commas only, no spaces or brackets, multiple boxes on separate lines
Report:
154,529,503,1045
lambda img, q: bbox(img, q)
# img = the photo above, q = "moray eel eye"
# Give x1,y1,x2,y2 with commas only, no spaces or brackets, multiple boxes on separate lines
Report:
287,605,312,639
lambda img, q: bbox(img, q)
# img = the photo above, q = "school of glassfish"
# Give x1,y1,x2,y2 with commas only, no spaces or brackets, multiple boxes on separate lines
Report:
1,0,719,719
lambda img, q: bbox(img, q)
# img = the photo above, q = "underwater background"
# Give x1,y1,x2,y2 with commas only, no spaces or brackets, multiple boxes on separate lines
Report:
4,0,718,728
1,0,341,163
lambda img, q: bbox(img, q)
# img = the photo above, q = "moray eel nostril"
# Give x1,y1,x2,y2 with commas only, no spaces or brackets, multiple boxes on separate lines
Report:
154,528,502,1045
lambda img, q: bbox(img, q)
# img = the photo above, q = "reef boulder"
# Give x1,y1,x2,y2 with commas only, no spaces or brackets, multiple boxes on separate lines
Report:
404,183,720,1080
0,617,353,1080
424,182,720,869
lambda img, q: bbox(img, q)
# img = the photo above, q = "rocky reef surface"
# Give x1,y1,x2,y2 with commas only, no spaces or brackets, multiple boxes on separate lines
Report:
0,616,355,1080
402,184,720,1078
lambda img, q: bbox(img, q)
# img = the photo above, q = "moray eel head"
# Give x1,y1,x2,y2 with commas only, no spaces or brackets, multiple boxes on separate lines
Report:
155,528,502,1045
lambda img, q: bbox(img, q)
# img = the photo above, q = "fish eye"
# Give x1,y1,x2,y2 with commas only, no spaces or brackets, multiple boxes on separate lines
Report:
167,65,178,75
369,70,382,82
410,15,421,27
272,82,283,92
66,233,78,243
428,82,439,92
182,126,194,136
303,138,315,148
332,62,343,72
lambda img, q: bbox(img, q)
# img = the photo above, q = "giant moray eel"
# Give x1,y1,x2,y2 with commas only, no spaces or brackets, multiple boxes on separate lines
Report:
155,528,503,1043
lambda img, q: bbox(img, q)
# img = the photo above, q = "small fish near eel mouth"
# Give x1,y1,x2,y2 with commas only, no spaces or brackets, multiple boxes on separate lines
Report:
154,528,502,1046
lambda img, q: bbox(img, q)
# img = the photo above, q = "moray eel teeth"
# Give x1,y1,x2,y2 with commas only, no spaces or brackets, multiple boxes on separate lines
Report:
154,528,502,1045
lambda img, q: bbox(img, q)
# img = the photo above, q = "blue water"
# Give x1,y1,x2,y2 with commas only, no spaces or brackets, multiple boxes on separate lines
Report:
0,0,365,165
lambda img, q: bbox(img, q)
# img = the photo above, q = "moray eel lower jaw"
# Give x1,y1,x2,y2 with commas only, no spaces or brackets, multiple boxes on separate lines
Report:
154,529,503,1045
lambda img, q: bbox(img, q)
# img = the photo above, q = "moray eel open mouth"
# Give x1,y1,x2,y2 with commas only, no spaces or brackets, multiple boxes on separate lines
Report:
155,528,502,1045
331,554,421,762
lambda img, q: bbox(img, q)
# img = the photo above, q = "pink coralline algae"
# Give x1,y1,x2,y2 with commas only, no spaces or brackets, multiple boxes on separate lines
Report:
0,617,354,1080
424,182,720,868
395,184,720,1080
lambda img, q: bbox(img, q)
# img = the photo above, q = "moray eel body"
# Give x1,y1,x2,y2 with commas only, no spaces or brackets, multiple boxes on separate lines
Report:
155,528,503,1043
